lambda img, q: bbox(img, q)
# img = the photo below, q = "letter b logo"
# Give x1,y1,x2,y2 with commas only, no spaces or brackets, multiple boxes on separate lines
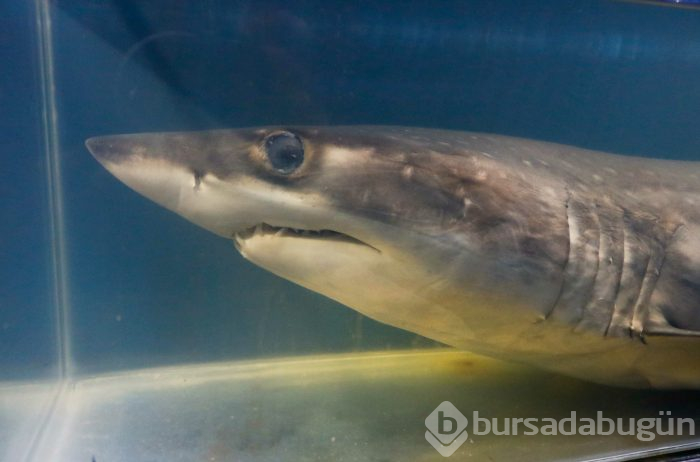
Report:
439,411,457,434
425,402,469,457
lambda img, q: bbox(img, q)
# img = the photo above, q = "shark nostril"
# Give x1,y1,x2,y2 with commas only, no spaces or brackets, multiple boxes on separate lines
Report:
192,169,204,190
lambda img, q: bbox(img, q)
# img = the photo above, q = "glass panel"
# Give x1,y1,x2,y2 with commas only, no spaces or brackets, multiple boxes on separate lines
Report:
0,0,56,382
0,1,61,461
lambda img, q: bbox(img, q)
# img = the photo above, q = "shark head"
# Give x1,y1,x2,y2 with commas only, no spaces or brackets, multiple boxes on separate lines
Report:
87,126,569,353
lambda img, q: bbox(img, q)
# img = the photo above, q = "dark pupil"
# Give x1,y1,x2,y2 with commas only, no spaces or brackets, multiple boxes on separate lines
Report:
264,132,304,174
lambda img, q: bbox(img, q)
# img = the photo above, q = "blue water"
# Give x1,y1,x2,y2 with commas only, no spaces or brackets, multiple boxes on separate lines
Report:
0,1,56,380
3,0,700,380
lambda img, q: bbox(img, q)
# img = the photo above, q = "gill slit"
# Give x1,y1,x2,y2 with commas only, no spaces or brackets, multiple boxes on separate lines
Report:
604,209,626,337
576,199,603,330
542,189,571,321
630,223,684,342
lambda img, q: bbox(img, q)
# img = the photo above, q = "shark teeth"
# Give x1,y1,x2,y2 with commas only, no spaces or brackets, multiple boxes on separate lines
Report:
234,223,346,240
233,223,379,252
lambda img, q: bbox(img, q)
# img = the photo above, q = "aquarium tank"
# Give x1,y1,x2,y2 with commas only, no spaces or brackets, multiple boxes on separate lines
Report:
1,0,700,461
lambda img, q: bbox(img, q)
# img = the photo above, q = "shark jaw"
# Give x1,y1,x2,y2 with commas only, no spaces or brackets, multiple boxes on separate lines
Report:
233,222,378,253
227,218,472,353
232,222,386,296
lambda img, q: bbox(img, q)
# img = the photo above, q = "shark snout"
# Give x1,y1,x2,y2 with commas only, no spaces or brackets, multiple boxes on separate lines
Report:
86,133,179,169
86,134,194,214
86,136,127,165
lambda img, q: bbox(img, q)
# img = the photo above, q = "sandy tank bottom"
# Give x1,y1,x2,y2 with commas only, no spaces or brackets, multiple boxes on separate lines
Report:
1,349,699,462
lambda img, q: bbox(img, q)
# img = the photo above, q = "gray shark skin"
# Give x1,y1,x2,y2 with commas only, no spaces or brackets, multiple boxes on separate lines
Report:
86,126,700,388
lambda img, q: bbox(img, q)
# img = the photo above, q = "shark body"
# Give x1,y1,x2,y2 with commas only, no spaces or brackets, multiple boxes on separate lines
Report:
87,126,700,388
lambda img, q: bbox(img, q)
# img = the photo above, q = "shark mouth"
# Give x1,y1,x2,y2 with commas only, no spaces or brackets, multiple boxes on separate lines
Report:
233,223,378,251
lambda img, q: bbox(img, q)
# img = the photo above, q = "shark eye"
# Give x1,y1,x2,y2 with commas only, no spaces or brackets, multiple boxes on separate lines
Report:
263,132,304,174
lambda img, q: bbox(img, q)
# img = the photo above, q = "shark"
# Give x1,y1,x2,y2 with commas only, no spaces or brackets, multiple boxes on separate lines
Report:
86,126,700,388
